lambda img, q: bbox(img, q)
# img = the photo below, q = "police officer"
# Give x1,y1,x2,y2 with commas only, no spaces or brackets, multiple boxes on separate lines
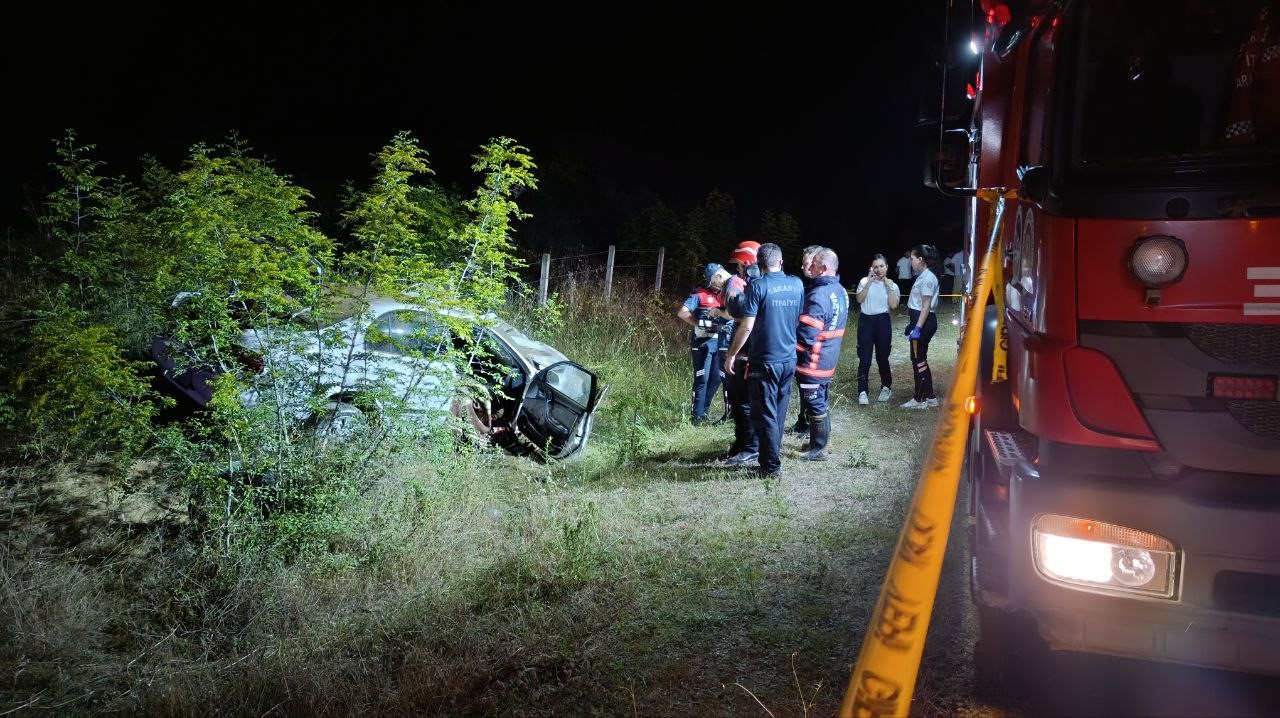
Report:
677,263,731,425
720,240,761,464
723,242,803,479
795,248,847,461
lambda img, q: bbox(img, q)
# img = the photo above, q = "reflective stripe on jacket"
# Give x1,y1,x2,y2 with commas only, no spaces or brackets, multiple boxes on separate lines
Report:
795,274,847,379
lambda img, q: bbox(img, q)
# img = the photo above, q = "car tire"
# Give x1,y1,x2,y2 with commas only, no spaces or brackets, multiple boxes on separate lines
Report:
451,395,493,446
311,400,370,442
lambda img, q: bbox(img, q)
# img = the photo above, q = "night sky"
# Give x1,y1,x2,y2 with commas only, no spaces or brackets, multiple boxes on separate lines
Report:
3,3,964,267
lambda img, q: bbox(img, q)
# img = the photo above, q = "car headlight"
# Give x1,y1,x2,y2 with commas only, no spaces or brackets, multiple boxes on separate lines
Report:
1128,235,1188,287
1032,514,1179,599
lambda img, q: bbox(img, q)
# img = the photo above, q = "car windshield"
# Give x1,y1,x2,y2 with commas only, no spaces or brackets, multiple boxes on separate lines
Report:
1068,0,1280,179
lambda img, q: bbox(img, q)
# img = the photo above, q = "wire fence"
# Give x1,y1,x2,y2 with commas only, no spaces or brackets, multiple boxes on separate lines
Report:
523,246,667,305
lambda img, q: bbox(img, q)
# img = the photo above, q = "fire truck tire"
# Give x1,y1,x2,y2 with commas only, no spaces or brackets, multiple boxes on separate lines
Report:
973,605,1044,703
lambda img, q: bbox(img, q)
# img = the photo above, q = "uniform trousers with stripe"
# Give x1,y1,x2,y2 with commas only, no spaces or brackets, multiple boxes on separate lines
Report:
689,340,723,420
907,309,939,401
797,378,830,423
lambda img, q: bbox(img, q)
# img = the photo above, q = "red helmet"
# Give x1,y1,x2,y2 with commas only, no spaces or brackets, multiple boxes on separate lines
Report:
730,240,760,267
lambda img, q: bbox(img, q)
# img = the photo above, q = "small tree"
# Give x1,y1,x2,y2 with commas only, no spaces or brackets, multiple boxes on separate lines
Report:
6,132,164,459
758,210,802,270
450,137,537,315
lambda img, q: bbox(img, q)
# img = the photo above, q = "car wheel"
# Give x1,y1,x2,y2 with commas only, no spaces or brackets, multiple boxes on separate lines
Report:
312,400,370,442
451,394,493,446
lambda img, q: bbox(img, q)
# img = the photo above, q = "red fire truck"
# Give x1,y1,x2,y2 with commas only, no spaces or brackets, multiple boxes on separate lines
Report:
928,0,1280,692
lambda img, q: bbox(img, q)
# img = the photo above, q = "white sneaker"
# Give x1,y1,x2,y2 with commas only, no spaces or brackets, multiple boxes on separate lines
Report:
924,397,940,408
901,399,924,409
858,391,870,405
878,387,892,402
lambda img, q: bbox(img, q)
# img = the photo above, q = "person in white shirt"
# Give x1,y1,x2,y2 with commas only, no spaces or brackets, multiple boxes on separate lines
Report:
943,248,963,304
894,250,914,297
903,244,942,409
853,253,900,405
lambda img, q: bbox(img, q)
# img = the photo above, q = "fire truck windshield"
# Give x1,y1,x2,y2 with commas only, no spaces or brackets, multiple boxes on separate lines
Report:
1066,0,1280,182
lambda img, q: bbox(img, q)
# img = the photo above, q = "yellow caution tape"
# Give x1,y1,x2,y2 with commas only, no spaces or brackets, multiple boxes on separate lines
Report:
990,216,1008,384
840,189,1015,718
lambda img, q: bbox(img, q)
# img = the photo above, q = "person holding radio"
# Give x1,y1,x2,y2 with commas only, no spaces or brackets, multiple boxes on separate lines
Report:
678,262,732,425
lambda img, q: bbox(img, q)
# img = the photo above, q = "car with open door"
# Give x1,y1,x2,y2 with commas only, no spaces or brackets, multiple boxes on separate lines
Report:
151,294,605,460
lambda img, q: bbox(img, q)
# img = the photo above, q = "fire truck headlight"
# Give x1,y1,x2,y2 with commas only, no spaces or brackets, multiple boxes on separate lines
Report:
1032,514,1179,599
1128,235,1188,287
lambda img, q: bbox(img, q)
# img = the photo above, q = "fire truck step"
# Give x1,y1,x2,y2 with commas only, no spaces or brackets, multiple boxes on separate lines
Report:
984,429,1038,467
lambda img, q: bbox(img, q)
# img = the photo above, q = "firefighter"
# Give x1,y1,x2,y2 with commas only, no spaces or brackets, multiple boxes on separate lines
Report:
789,244,827,437
719,240,761,464
677,262,732,425
795,248,847,461
723,242,803,479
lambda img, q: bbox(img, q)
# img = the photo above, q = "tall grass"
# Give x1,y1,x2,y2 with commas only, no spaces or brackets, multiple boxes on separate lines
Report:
1,277,962,716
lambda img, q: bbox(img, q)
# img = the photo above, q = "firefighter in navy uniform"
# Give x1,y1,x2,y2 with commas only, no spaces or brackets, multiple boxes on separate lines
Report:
795,248,847,461
723,242,804,479
677,263,732,425
719,240,761,464
789,245,828,436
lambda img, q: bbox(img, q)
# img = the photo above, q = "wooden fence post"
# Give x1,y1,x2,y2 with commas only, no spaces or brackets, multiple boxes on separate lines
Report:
655,246,665,293
538,253,550,306
604,245,616,301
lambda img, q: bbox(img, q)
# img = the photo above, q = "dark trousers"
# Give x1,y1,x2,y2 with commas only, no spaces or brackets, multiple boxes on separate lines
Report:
941,274,955,304
797,378,829,421
907,309,939,401
727,356,757,453
748,360,795,474
714,349,728,418
856,312,892,395
689,341,722,420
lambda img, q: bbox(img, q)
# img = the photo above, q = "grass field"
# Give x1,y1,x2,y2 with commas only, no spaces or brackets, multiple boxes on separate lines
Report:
1,281,989,717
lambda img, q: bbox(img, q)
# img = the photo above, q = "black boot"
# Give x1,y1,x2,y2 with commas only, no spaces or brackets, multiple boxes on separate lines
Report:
798,415,830,461
718,407,746,460
790,415,809,436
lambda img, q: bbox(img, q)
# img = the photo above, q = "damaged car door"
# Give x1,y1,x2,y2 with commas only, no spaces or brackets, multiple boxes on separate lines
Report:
513,360,604,459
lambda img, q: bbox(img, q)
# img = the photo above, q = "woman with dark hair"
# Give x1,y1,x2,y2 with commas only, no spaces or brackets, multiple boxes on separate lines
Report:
902,244,941,409
853,253,900,405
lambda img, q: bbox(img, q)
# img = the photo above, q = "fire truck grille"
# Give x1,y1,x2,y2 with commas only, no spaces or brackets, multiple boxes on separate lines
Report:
1183,324,1280,366
1225,401,1280,441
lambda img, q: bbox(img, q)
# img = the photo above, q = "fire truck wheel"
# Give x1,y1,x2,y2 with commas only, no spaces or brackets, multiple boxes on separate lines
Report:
973,605,1044,704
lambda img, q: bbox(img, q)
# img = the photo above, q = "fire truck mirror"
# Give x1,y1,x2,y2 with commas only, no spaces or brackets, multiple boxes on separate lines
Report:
994,15,1031,59
1021,165,1048,205
924,128,970,191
